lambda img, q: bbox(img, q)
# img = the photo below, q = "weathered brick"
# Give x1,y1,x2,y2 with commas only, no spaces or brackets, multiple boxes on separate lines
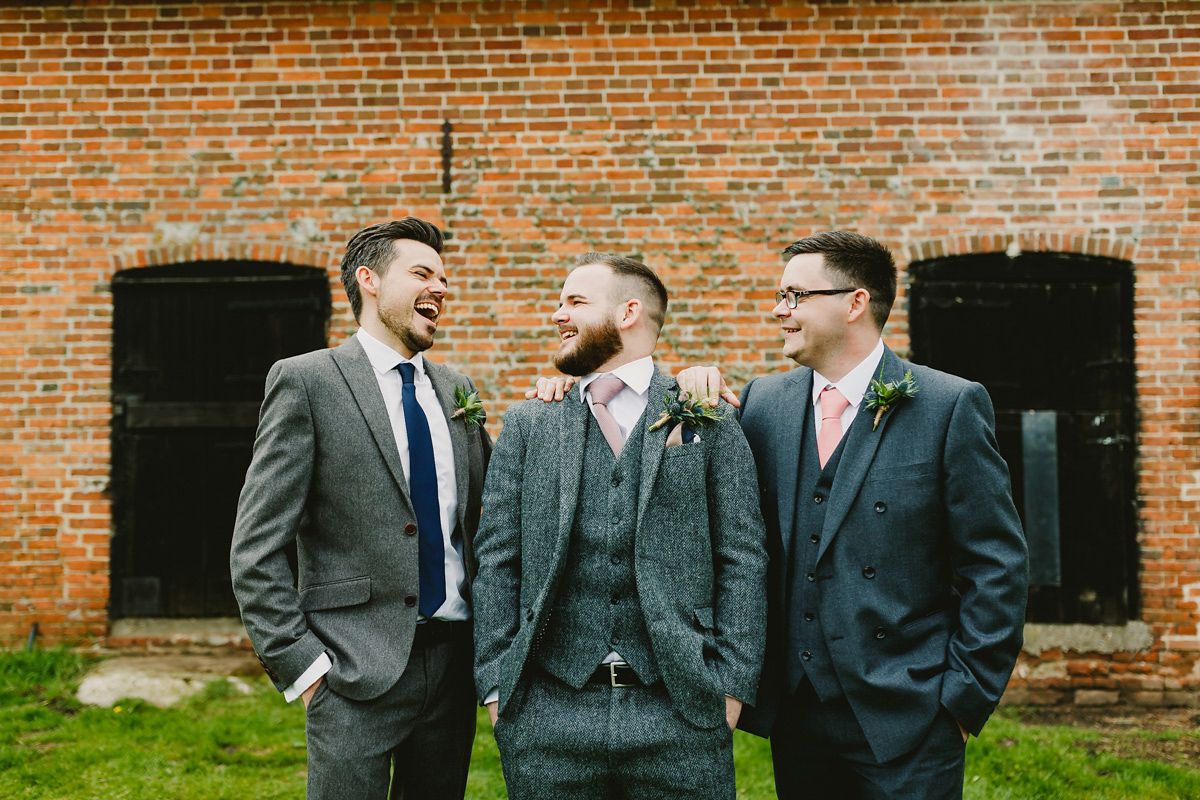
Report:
0,0,1195,700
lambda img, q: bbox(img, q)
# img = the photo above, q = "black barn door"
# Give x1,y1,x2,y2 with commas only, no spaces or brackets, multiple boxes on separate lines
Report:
111,262,330,618
908,251,1137,624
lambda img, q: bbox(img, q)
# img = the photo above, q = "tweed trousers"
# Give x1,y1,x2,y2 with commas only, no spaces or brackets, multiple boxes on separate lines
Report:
494,668,735,800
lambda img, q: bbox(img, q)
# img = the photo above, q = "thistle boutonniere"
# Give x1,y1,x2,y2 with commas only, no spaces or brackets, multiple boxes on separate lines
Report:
863,356,918,431
450,385,485,428
648,391,724,433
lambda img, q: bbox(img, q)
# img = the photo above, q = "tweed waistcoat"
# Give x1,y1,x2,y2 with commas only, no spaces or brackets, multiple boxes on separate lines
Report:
786,411,848,702
535,410,660,688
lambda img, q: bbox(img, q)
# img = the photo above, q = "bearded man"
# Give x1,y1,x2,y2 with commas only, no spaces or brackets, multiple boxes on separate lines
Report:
472,252,768,800
230,217,492,800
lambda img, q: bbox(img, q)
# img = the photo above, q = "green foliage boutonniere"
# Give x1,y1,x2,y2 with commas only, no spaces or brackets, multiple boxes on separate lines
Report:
450,385,485,428
863,356,918,431
648,391,724,432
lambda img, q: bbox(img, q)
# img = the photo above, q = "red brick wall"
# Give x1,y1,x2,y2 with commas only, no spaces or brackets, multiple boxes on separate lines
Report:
1,1,1196,700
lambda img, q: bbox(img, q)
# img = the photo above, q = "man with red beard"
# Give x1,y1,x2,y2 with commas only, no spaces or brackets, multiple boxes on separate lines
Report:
230,217,491,800
473,253,767,799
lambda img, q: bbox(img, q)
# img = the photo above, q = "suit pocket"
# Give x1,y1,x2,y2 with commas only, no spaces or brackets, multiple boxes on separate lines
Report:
299,576,371,612
663,441,704,459
864,459,938,486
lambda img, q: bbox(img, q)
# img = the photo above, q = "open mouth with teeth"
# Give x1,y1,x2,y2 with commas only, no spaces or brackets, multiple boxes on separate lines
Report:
559,329,578,342
415,301,440,323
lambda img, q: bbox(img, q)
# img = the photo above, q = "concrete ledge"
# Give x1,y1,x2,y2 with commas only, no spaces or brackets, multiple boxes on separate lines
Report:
106,618,251,652
1021,622,1155,656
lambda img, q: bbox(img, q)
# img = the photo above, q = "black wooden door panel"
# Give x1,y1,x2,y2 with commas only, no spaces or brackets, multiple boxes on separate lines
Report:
111,262,329,618
910,252,1137,624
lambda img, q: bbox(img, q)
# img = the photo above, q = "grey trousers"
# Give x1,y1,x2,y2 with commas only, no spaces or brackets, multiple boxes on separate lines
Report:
304,622,476,800
494,668,735,800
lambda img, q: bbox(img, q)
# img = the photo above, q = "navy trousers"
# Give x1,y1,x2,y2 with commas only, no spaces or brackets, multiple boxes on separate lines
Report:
771,678,966,800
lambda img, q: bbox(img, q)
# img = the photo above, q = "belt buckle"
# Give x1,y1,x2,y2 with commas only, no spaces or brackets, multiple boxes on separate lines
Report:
608,661,635,688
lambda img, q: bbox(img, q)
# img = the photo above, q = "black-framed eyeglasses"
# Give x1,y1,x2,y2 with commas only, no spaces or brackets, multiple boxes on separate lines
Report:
774,288,857,308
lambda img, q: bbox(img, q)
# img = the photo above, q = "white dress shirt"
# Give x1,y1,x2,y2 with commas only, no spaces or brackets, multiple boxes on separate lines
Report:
577,355,655,439
284,328,467,702
812,338,886,445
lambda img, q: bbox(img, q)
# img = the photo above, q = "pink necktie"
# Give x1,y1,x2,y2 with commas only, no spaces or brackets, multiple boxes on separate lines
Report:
817,386,850,468
588,375,627,456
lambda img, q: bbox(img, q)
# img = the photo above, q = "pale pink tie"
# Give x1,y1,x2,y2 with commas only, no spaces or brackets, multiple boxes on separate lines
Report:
588,375,627,456
817,386,850,468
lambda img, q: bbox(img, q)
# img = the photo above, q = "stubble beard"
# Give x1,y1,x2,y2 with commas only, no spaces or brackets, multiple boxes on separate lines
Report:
379,304,434,355
554,317,624,376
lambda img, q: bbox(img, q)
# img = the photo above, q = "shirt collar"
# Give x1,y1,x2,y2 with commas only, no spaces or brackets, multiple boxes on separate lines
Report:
578,355,655,402
812,338,885,409
356,327,426,378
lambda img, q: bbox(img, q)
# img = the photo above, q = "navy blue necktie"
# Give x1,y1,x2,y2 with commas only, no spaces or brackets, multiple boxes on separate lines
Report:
397,362,446,618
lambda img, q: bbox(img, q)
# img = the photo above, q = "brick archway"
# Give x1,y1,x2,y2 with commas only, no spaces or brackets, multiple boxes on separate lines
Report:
111,240,339,272
903,233,1139,266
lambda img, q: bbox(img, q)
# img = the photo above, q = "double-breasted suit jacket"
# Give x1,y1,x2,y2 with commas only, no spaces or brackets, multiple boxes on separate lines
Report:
472,369,769,730
230,336,491,700
736,347,1028,763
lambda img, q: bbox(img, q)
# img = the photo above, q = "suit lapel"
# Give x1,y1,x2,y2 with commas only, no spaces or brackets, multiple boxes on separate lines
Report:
816,347,903,564
556,384,590,553
425,361,470,533
331,338,411,505
635,369,674,529
777,369,814,569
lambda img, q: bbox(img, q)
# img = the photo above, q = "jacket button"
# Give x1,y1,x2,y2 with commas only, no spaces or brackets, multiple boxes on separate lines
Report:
810,534,819,544
813,495,823,504
874,502,886,513
863,566,876,579
611,596,620,605
611,476,621,487
526,610,534,621
404,594,417,607
874,628,886,639
404,523,417,535
801,651,812,661
806,572,815,582
804,612,815,621
611,555,621,565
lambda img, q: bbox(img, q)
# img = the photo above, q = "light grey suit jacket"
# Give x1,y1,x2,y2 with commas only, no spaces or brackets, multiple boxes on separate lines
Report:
736,347,1028,762
473,369,768,729
230,336,491,700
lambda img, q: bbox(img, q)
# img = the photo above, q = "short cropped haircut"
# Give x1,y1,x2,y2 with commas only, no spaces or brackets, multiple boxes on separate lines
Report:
782,231,896,330
576,252,669,332
341,217,444,321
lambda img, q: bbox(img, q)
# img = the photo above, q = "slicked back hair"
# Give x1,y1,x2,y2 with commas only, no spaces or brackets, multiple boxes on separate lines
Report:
576,252,669,333
341,217,444,321
782,231,896,331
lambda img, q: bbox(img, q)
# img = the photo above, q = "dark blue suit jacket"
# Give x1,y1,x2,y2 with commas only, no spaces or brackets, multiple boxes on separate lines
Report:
736,347,1028,763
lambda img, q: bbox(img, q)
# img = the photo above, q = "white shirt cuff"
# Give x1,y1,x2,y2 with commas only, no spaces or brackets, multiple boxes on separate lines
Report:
283,652,332,703
484,689,499,706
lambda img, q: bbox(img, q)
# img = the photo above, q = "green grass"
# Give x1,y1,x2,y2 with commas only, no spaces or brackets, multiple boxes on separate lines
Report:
1,650,1197,799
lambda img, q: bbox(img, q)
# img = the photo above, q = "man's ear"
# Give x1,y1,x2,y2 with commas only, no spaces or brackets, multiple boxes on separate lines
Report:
617,298,643,331
356,266,378,299
845,288,872,324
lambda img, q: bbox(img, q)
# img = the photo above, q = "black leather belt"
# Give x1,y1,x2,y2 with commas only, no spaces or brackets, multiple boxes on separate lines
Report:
588,661,640,687
413,620,467,646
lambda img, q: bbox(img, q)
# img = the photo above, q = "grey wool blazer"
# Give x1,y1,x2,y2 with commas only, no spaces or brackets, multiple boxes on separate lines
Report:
472,368,769,730
735,346,1028,763
229,336,491,700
